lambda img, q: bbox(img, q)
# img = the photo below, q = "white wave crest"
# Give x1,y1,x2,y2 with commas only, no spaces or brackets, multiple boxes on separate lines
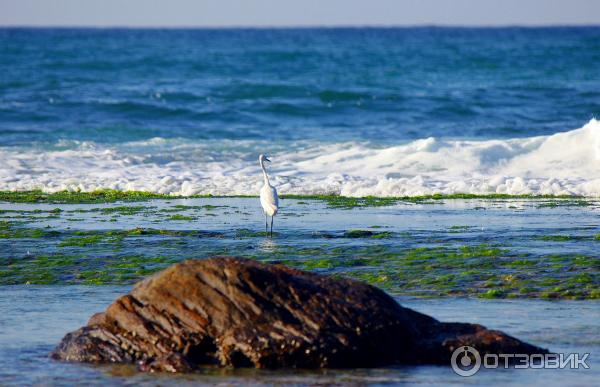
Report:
1,119,599,197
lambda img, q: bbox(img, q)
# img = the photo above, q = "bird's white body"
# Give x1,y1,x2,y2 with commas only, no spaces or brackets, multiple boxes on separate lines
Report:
260,184,278,217
259,154,278,236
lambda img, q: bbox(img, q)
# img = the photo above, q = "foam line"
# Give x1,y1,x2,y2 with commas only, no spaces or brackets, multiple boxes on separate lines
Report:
1,119,599,197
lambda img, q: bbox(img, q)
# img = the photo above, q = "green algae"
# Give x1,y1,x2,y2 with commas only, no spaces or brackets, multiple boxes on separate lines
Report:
96,206,150,216
167,214,196,221
0,190,586,206
536,200,594,208
344,229,393,239
298,258,337,270
1,226,224,249
1,197,598,299
62,227,223,241
302,196,402,209
0,254,78,285
0,222,59,239
506,260,536,267
0,253,180,285
201,204,226,210
59,235,104,247
345,271,392,288
0,189,173,204
280,245,598,300
537,235,579,241
371,232,393,239
284,193,585,209
2,233,598,297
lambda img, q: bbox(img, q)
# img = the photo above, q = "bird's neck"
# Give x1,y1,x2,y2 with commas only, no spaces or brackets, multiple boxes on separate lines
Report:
260,160,270,186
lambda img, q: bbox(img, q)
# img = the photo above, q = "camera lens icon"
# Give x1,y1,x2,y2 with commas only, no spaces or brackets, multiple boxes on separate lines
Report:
451,346,481,377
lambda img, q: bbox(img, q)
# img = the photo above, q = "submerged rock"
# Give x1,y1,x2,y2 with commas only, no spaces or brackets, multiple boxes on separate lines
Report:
51,257,546,371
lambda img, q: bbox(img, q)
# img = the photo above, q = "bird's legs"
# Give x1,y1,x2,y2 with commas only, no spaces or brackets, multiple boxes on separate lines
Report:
265,214,268,235
270,217,274,238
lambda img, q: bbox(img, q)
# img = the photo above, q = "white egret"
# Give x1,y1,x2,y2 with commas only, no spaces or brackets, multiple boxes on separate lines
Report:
259,154,279,237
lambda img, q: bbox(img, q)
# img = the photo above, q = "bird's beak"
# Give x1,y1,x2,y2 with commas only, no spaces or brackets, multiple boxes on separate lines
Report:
265,157,271,162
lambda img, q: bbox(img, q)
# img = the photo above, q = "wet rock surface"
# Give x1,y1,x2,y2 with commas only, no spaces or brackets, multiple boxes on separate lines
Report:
51,257,547,371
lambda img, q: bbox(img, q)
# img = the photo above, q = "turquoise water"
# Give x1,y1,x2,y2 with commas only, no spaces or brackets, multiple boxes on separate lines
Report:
2,28,599,145
1,28,600,196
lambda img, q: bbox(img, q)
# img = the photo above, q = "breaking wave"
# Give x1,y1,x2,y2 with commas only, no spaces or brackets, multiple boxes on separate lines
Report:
1,119,599,197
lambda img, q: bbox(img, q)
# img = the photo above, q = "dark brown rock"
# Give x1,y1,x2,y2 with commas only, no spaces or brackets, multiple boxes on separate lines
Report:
51,257,547,371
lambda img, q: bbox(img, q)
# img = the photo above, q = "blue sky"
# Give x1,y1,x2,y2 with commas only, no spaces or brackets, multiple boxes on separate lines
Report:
0,0,599,27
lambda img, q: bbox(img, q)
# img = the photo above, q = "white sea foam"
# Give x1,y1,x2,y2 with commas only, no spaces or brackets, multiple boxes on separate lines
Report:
1,119,599,197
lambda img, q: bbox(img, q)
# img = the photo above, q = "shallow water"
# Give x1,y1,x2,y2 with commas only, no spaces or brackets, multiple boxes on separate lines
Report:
1,198,599,298
0,198,599,385
0,286,597,386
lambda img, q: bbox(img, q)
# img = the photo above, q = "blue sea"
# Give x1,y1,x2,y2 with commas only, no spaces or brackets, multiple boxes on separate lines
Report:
1,27,600,196
1,28,600,387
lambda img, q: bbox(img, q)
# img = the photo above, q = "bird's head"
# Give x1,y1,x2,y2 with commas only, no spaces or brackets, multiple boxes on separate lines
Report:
259,154,271,163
